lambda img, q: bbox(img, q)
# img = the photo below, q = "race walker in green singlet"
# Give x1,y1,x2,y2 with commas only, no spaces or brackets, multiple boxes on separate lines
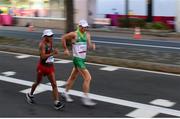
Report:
61,20,96,106
72,29,87,69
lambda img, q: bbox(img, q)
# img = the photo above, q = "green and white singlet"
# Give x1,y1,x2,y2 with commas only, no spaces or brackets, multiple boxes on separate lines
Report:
72,30,87,69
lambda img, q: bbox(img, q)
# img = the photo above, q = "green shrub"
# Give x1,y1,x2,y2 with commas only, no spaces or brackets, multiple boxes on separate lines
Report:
145,22,169,30
118,17,146,28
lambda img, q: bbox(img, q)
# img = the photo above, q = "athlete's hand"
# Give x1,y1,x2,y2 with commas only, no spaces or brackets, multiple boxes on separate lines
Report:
64,49,70,56
53,48,59,54
92,43,96,50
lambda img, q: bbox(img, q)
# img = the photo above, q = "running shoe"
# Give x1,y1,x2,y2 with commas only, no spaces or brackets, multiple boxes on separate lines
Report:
81,97,96,106
54,101,65,110
26,93,34,104
62,92,74,102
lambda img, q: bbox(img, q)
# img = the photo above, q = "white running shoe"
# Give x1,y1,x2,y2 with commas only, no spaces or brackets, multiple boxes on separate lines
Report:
62,92,74,103
81,97,96,106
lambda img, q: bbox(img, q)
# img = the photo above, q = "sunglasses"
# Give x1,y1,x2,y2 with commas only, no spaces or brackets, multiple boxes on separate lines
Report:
46,35,54,37
80,25,88,29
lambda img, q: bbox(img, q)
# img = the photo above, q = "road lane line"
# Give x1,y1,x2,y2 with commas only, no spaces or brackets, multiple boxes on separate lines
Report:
2,50,180,77
150,99,175,107
1,71,16,76
0,75,180,117
54,60,72,64
100,66,119,71
94,40,180,50
126,109,160,118
126,99,176,117
16,55,31,59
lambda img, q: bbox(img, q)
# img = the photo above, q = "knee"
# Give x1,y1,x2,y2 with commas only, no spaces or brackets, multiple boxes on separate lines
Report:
88,75,92,81
85,75,91,82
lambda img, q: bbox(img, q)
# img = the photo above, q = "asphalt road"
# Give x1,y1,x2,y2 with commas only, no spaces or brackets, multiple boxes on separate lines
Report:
1,30,180,51
1,51,180,117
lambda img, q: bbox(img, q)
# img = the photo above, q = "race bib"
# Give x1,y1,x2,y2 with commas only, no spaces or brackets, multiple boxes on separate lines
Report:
46,56,54,63
78,45,87,53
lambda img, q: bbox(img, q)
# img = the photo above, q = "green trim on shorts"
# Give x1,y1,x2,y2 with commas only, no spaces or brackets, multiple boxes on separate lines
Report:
73,57,86,69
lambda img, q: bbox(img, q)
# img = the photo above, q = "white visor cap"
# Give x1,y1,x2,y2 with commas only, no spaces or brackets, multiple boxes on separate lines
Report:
79,19,89,27
42,29,54,37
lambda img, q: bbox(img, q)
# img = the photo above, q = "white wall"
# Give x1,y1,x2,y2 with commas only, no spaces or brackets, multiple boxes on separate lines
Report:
154,0,176,16
87,0,97,25
96,0,125,17
176,0,180,32
96,0,176,17
129,0,146,15
74,0,88,24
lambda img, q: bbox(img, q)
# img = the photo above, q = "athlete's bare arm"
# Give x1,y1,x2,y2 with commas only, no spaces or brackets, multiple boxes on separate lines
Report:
39,42,57,59
61,32,76,56
86,32,95,50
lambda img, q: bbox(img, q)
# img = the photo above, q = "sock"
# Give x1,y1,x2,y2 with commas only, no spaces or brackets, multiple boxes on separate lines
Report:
54,100,60,105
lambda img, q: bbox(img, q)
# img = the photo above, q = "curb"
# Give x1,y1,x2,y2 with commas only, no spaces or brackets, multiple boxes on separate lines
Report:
89,27,175,37
1,45,180,74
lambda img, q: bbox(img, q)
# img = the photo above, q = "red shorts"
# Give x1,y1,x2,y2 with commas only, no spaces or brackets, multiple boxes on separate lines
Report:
37,62,55,75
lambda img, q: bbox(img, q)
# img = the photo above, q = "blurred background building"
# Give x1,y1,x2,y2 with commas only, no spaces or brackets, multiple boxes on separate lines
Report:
0,0,65,17
0,0,180,32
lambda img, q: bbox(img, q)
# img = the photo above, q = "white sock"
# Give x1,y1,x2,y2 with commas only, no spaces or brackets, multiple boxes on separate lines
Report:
54,100,60,105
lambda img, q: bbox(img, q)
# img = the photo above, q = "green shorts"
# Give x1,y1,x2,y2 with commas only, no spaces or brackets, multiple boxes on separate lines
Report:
73,57,86,69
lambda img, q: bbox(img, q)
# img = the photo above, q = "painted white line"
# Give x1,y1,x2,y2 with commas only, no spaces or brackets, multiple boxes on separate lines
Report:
0,75,180,117
126,109,160,118
16,55,31,59
47,80,67,87
100,66,119,71
94,40,180,50
0,51,39,58
20,81,66,94
20,84,49,95
126,99,176,117
1,71,16,76
150,99,175,107
2,50,180,77
54,60,72,64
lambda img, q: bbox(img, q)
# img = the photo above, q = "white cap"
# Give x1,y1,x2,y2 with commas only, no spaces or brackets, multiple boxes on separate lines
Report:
42,29,54,37
79,19,89,27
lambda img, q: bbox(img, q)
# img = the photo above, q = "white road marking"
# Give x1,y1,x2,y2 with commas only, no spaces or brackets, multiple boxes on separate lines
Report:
100,66,119,71
20,81,67,94
54,60,72,64
16,55,31,59
126,109,160,118
0,75,180,117
48,80,67,87
150,99,175,107
94,40,180,50
2,50,180,77
20,84,49,95
126,99,176,118
1,71,16,76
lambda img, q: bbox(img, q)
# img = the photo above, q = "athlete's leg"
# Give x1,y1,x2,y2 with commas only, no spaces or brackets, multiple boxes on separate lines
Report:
30,71,43,95
65,67,79,92
78,68,96,106
77,68,91,96
47,72,59,101
47,72,65,109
